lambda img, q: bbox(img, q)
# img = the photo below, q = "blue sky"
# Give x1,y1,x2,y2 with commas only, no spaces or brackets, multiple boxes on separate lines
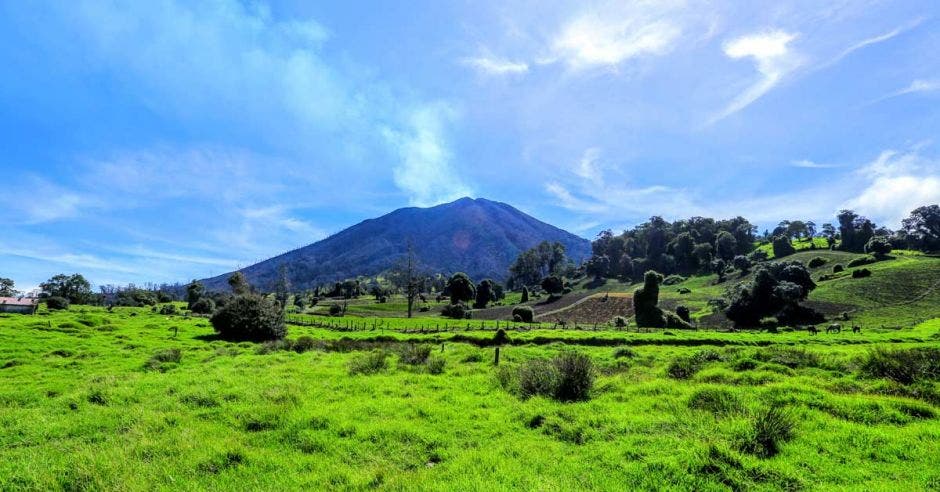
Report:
1,0,938,290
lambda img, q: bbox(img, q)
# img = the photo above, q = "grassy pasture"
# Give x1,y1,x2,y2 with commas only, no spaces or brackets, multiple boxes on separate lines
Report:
1,305,939,490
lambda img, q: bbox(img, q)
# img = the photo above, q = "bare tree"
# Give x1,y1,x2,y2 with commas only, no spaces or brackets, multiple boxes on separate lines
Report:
390,241,423,318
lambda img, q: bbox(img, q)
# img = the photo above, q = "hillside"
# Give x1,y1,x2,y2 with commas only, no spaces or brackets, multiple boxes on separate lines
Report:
202,198,592,291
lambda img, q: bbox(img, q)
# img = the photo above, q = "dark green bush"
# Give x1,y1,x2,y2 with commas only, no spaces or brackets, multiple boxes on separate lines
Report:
847,256,876,268
210,295,286,342
190,297,215,314
832,264,844,273
348,350,389,375
293,336,318,353
852,268,872,278
662,275,686,285
807,257,827,268
159,304,178,315
612,316,629,328
512,306,534,323
46,296,70,310
442,302,471,319
328,303,343,316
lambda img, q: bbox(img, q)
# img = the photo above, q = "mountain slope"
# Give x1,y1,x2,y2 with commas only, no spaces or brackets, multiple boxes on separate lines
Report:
202,197,592,291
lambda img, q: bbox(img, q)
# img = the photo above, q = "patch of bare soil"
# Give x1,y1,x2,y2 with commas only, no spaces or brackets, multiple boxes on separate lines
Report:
535,293,634,324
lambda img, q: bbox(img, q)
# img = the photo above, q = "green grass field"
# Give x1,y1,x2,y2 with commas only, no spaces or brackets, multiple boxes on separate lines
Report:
2,301,939,490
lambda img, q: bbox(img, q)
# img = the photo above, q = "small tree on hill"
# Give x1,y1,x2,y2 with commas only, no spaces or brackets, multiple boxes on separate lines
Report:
540,275,565,297
715,231,738,261
228,272,251,295
772,235,796,258
445,273,475,304
633,271,691,329
864,236,892,258
474,279,497,308
520,286,529,303
0,277,16,297
210,295,285,341
186,280,205,309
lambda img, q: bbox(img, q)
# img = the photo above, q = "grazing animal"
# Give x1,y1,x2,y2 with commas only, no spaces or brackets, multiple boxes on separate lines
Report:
806,325,819,335
852,324,861,334
827,323,842,334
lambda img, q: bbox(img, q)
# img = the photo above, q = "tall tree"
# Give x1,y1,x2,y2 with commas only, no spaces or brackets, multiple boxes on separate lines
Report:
445,272,475,304
274,264,291,307
0,277,16,297
902,204,940,251
228,272,251,295
40,274,92,304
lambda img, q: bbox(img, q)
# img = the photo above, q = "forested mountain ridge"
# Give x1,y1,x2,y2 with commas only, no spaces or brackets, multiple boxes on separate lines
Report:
201,197,592,291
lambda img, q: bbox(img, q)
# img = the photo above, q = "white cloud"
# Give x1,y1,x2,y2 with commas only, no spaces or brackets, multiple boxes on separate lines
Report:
382,103,472,207
462,56,529,75
844,149,940,226
791,159,841,169
552,12,681,69
709,30,801,124
0,178,100,224
873,79,940,103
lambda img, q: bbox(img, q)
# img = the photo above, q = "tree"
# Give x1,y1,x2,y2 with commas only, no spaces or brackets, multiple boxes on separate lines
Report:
191,297,215,315
806,221,817,238
715,231,737,261
864,236,892,258
389,242,424,318
445,273,475,304
40,274,92,304
733,255,752,274
274,264,291,307
902,204,940,252
584,255,610,279
210,295,285,342
228,272,251,295
521,286,529,303
186,280,205,309
772,235,796,258
632,271,691,329
711,259,727,282
692,243,713,270
474,279,496,309
821,223,836,238
540,275,565,296
725,262,821,327
0,277,15,297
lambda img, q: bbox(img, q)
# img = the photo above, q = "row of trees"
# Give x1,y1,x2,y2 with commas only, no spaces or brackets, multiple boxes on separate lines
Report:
585,216,758,281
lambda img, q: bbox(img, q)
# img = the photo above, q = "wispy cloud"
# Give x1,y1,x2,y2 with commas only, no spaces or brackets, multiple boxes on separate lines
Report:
709,30,801,124
822,17,924,68
870,79,940,104
462,56,529,75
382,103,472,207
791,159,842,169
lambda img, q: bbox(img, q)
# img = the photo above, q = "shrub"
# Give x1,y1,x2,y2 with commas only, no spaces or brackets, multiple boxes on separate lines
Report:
688,387,741,415
662,275,686,285
852,268,872,278
398,344,432,365
348,350,389,375
520,286,529,303
847,256,876,268
832,264,844,273
190,297,215,314
159,304,178,315
676,306,691,324
553,352,595,402
634,270,691,329
145,348,182,371
492,328,510,345
328,303,343,316
293,336,318,353
46,296,70,310
771,235,796,258
864,236,892,258
210,295,286,342
667,356,699,379
442,302,471,319
738,406,795,458
426,357,446,374
514,352,595,402
807,257,827,268
861,347,940,384
612,316,629,328
512,306,535,323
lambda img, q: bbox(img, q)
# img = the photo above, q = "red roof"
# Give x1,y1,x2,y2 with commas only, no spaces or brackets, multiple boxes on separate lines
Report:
0,297,38,306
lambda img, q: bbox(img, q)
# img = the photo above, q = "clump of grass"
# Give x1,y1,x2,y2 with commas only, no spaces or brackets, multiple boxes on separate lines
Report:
667,350,725,379
613,347,636,358
398,344,432,365
861,347,940,384
755,347,820,369
292,336,319,353
688,387,742,415
737,406,796,458
462,352,484,363
198,450,246,474
348,350,390,375
426,356,446,375
512,352,595,402
732,358,758,371
145,348,182,371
